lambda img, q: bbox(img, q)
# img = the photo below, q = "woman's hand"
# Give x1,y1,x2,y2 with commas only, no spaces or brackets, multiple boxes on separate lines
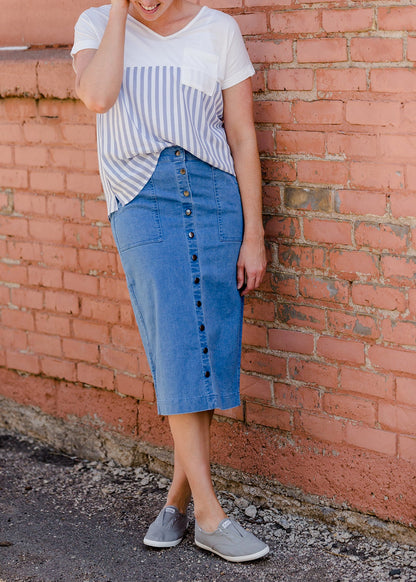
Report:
237,235,267,296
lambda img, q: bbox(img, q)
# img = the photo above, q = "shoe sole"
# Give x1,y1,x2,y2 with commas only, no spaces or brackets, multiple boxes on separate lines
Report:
195,540,270,562
143,536,183,548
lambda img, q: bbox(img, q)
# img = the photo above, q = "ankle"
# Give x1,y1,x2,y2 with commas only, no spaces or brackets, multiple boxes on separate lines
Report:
194,506,227,533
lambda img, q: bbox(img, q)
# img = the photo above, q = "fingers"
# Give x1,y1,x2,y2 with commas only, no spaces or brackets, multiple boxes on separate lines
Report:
239,268,266,296
237,263,245,289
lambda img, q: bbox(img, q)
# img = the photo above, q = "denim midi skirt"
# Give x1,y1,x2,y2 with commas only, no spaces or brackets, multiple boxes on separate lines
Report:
110,147,244,415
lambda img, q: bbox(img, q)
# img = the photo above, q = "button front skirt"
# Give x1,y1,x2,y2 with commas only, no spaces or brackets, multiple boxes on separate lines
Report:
110,147,244,415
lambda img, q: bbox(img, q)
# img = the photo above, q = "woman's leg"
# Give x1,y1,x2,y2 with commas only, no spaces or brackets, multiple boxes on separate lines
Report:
168,410,227,532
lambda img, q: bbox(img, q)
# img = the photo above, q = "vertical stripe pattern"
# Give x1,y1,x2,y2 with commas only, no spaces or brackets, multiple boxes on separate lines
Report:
98,66,235,215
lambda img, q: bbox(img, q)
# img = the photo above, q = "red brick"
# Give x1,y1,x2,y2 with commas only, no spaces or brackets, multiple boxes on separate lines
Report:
28,266,62,288
40,357,76,382
256,129,274,154
297,39,347,63
352,283,406,312
408,37,416,62
2,308,34,331
241,349,286,378
328,311,379,340
297,160,348,186
371,69,416,93
81,297,120,323
14,145,48,167
381,319,416,347
28,332,62,357
252,71,265,93
50,147,85,169
63,223,99,247
254,101,291,124
369,345,416,376
0,327,27,351
296,410,345,443
335,190,386,216
316,69,366,92
270,10,320,34
30,170,65,193
115,373,154,401
346,101,400,126
84,200,108,223
0,168,27,188
323,393,376,424
0,123,23,144
29,219,64,243
23,121,62,145
277,303,326,331
379,135,416,162
44,291,79,315
261,159,296,182
13,191,47,215
379,402,416,436
355,222,408,252
276,131,325,155
351,37,403,62
289,358,338,388
399,435,416,462
317,336,365,365
245,0,290,6
327,134,377,159
300,275,349,304
340,367,394,399
72,319,109,344
61,124,96,146
0,263,28,285
405,165,416,191
234,13,267,35
406,290,416,316
67,173,102,196
329,249,378,279
46,196,82,219
263,271,297,298
397,377,416,407
264,216,300,240
278,244,326,270
274,382,320,411
35,312,70,336
350,163,404,190
100,346,139,375
240,373,272,401
246,402,292,431
391,193,416,218
6,351,40,375
269,329,314,354
246,40,292,64
0,215,29,237
293,100,343,124
345,424,396,456
304,218,352,245
242,322,267,347
268,69,314,91
10,288,43,310
62,338,99,362
111,325,141,350
42,244,78,269
378,6,416,31
322,8,373,32
98,277,130,301
77,362,114,390
7,240,42,262
101,226,116,249
79,249,117,275
63,272,98,296
1,98,37,121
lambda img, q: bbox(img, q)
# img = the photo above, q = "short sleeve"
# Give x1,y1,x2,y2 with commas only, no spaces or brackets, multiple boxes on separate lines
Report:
221,18,255,90
70,11,101,57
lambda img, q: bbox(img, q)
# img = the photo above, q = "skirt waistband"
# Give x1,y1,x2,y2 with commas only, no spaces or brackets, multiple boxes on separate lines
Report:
157,146,202,164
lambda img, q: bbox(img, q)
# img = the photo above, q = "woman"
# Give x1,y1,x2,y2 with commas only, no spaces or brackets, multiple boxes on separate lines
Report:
71,0,268,562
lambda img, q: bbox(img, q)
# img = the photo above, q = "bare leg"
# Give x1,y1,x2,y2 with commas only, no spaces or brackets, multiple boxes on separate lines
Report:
168,410,226,532
165,410,214,515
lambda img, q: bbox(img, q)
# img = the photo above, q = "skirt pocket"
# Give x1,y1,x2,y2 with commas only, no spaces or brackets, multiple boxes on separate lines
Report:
212,166,244,243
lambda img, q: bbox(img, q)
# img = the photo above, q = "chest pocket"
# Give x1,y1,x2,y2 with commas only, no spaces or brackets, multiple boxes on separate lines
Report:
181,49,219,97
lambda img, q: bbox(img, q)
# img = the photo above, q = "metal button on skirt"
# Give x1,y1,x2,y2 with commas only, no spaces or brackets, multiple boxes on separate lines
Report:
110,147,244,415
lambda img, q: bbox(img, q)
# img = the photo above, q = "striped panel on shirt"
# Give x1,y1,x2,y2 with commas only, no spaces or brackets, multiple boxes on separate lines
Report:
97,66,235,216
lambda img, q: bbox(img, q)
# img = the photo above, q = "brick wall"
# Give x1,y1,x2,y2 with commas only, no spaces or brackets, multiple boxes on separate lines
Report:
1,0,416,527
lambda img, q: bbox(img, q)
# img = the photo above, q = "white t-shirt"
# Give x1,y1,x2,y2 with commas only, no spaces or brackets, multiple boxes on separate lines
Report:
71,5,255,215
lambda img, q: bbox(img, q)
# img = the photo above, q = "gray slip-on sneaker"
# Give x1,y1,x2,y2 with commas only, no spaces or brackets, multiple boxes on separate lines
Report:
195,518,270,562
143,505,189,548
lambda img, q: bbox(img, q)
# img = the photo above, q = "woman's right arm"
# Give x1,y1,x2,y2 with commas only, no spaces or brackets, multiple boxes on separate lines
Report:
73,0,130,113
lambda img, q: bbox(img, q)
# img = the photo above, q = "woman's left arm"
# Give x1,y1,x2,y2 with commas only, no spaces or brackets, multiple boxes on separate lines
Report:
223,78,267,296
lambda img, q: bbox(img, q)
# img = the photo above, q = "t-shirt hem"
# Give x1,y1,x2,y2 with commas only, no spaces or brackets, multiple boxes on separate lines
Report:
70,40,100,56
221,65,255,90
